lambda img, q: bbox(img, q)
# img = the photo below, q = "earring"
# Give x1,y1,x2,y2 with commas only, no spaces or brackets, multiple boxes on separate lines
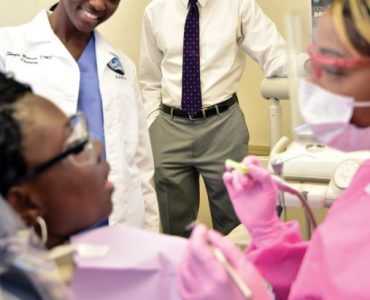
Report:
35,216,48,245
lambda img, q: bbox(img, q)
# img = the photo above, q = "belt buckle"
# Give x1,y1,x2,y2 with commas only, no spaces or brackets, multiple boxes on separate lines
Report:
188,109,206,120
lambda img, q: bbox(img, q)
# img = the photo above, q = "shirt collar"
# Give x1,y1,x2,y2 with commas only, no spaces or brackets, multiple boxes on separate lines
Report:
26,10,56,43
181,0,208,8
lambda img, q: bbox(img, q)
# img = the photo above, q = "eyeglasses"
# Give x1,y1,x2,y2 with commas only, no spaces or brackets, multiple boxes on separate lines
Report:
13,112,98,185
307,43,370,78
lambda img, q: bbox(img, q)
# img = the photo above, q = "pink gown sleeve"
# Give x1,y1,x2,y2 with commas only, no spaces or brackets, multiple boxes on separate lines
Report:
245,220,309,300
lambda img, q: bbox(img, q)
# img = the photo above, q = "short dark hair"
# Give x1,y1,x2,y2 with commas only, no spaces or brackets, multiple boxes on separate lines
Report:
0,73,32,196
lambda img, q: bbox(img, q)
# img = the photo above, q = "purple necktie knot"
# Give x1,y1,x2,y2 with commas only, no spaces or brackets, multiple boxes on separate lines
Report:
189,0,198,7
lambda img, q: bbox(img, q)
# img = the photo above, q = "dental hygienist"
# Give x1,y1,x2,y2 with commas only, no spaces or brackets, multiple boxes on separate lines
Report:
0,0,159,231
178,0,370,299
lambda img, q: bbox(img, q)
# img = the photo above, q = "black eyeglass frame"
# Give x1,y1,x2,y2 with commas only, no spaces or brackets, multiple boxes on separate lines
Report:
12,139,88,186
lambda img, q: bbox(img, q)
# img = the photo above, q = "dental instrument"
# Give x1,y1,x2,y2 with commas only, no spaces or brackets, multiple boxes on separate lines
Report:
225,159,317,228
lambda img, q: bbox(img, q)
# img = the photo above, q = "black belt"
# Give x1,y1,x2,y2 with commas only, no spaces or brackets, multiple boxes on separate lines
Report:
161,94,238,120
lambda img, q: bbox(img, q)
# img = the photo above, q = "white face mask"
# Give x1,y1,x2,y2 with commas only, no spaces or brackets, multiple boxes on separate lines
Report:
298,80,370,152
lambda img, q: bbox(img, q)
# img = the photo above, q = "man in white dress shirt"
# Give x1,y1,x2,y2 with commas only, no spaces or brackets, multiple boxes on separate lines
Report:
139,0,288,236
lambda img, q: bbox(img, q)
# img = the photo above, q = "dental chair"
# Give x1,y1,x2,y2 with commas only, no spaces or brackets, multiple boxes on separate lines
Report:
261,78,370,237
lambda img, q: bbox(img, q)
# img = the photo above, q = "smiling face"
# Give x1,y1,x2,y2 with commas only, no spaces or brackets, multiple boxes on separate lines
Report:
58,0,120,34
9,94,113,247
312,12,370,127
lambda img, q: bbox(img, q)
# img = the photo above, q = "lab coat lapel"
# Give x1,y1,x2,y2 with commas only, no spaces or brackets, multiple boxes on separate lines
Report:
94,31,117,82
26,10,77,60
26,10,54,44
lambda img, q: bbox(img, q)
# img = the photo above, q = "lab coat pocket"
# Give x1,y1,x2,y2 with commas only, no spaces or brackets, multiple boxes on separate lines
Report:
102,78,138,143
102,78,139,161
125,178,145,226
108,175,144,227
114,177,145,225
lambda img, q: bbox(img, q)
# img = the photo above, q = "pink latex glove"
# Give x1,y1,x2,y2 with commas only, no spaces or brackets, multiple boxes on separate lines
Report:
223,156,283,247
177,224,273,300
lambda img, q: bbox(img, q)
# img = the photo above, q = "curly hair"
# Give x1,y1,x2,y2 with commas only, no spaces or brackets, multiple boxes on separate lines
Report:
0,73,32,196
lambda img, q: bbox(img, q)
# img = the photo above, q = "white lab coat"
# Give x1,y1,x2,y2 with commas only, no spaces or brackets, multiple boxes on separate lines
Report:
0,10,159,231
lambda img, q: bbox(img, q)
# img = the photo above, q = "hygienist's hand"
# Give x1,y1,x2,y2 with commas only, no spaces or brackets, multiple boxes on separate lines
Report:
223,156,281,242
177,224,273,300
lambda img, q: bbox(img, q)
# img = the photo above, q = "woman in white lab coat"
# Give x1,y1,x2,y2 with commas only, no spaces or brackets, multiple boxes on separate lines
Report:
0,0,159,231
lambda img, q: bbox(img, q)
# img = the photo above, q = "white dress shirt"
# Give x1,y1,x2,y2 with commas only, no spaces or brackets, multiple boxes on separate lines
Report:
139,0,288,126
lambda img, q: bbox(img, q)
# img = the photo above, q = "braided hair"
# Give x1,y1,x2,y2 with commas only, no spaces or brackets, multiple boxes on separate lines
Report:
0,73,32,196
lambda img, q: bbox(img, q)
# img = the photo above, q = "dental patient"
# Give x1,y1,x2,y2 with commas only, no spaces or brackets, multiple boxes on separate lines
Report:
0,73,113,250
0,72,185,299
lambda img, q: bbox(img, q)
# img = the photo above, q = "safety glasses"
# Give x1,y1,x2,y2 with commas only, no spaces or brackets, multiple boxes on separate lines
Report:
307,43,370,78
13,112,98,185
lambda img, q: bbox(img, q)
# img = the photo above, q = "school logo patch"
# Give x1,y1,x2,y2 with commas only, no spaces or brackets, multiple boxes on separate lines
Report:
107,57,125,76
